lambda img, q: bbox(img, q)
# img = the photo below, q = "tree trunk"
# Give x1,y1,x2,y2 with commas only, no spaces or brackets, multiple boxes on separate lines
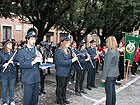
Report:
36,27,45,44
34,21,46,44
99,36,106,47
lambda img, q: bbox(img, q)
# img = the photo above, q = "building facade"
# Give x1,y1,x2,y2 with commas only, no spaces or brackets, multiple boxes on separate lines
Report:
0,17,100,46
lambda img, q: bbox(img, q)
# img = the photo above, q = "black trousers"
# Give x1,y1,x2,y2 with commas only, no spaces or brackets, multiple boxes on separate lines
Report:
117,56,124,81
75,70,86,92
87,64,96,87
131,61,139,74
96,59,99,72
56,75,70,103
40,69,46,91
70,66,76,82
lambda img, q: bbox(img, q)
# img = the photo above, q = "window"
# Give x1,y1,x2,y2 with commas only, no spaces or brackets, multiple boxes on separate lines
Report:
2,26,12,40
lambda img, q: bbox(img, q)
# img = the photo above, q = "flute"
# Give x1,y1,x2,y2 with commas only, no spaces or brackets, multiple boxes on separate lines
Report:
85,49,95,68
3,50,17,72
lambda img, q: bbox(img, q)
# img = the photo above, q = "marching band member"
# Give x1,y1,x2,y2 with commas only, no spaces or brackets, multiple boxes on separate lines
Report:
69,41,77,84
20,41,26,48
38,41,48,95
54,37,78,105
18,31,42,105
102,36,119,105
96,46,100,73
74,40,90,96
12,42,20,82
0,39,18,105
86,39,98,90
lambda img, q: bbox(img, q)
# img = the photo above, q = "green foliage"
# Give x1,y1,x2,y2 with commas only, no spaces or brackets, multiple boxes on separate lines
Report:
56,0,140,45
0,0,74,43
56,0,100,43
97,0,140,43
0,0,139,44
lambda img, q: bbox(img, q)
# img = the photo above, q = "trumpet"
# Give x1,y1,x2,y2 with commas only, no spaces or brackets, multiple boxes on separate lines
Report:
85,49,95,68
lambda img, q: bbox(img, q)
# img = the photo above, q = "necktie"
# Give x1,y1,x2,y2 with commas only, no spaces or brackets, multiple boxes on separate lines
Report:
8,51,10,55
30,48,34,53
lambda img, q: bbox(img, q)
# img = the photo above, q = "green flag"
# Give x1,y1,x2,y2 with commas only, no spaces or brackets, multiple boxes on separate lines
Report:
124,33,140,66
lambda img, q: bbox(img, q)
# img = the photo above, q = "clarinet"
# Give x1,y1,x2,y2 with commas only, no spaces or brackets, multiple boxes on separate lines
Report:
69,47,83,70
85,49,95,68
34,44,43,65
3,50,17,72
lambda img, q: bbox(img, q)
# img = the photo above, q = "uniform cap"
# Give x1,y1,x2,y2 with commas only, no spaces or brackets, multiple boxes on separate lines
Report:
90,39,96,43
2,39,12,46
25,31,37,39
58,37,71,46
40,41,47,46
79,40,86,45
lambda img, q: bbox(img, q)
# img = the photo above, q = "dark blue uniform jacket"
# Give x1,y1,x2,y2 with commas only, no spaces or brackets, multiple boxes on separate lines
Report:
0,51,18,79
18,46,40,84
54,48,72,77
73,49,88,71
86,46,97,68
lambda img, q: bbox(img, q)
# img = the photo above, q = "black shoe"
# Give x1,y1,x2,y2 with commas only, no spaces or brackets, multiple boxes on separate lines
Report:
91,86,98,88
75,91,82,96
115,82,122,85
60,103,66,105
58,103,66,105
132,73,136,75
41,90,46,94
96,71,99,73
47,72,51,75
39,92,41,95
57,101,66,105
80,89,87,94
86,87,92,90
63,100,70,104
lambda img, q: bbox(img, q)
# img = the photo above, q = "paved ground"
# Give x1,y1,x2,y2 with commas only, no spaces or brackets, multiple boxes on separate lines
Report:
0,65,140,105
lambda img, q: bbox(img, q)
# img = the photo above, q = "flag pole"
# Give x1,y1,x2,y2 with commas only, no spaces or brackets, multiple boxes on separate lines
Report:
125,60,130,84
132,27,135,36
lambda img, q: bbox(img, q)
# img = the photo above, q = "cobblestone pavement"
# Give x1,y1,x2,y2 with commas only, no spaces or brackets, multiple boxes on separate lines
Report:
0,66,140,105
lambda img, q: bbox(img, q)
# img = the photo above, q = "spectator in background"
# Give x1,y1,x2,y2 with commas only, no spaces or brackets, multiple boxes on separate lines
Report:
46,40,51,57
11,39,15,44
116,42,125,85
96,45,101,73
46,40,52,75
131,46,140,75
51,41,56,57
